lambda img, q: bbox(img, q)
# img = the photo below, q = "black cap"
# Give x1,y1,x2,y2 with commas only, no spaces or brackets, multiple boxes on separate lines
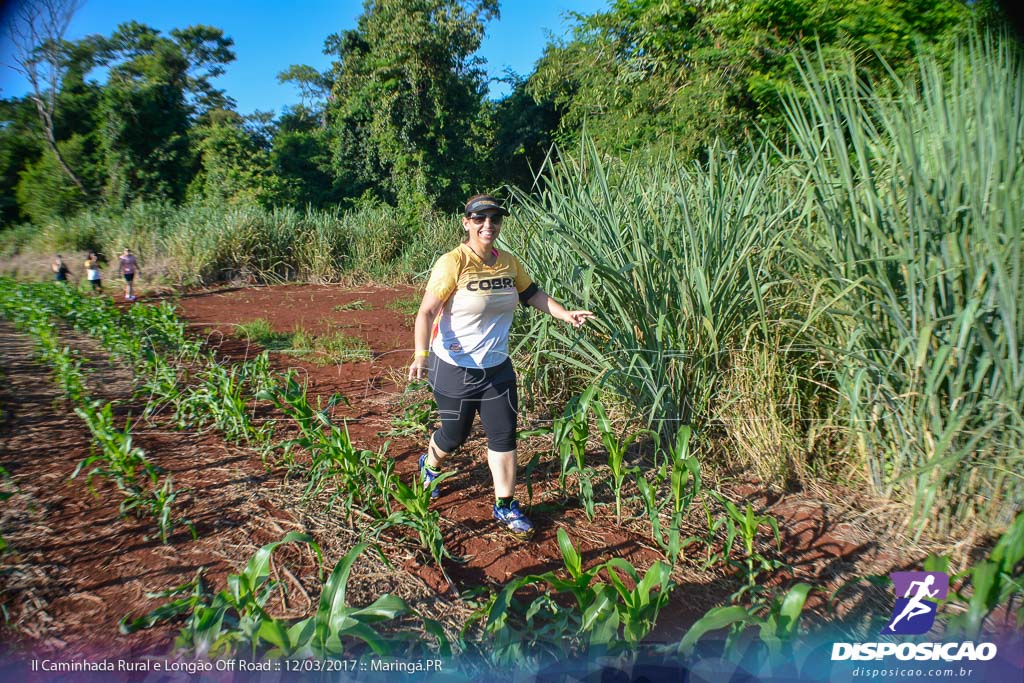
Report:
464,195,509,216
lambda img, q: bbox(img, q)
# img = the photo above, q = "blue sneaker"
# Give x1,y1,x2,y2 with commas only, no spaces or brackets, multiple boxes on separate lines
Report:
418,453,440,499
493,500,534,539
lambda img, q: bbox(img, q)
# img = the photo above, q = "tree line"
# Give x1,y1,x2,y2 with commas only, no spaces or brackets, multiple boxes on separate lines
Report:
0,0,1011,230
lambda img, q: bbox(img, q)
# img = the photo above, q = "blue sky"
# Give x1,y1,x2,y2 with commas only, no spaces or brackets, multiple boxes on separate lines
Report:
0,0,608,115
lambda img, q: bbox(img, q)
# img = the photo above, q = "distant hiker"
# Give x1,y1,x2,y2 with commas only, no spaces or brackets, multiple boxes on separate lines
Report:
117,247,139,301
408,194,595,539
52,255,71,283
84,252,102,292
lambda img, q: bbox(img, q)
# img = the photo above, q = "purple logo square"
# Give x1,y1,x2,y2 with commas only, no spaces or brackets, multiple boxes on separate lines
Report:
882,571,948,635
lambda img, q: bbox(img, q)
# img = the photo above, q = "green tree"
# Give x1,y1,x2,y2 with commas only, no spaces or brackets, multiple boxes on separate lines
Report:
488,72,561,191
527,0,989,158
267,123,338,208
96,21,235,205
0,97,44,225
2,35,106,226
269,65,339,208
14,139,89,224
277,64,331,115
324,0,498,208
187,110,271,206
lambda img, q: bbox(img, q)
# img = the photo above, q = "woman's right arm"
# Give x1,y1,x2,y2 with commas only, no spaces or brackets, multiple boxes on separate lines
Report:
409,290,445,381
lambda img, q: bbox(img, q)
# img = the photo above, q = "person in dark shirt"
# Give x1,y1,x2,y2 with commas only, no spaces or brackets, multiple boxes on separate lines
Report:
51,255,71,283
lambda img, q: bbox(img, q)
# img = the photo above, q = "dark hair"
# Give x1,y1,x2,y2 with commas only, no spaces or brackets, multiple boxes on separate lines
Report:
461,194,484,243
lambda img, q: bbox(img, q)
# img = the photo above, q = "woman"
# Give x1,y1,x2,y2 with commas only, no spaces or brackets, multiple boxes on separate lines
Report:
408,194,594,539
51,255,70,283
84,252,102,292
117,247,139,301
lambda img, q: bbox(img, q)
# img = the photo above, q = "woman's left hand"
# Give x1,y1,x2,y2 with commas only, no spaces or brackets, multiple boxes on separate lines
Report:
561,310,596,328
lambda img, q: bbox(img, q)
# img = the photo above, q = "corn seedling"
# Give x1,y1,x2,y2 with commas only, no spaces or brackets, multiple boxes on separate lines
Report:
304,419,384,521
552,387,593,487
667,426,701,516
71,400,198,544
239,350,276,395
50,345,86,406
261,377,387,520
636,426,701,564
707,491,784,602
137,350,184,419
676,582,813,666
122,533,322,658
121,475,195,544
258,371,320,445
176,361,264,444
636,469,699,567
929,511,1024,639
592,399,652,524
551,386,600,518
379,470,456,567
121,535,419,659
73,401,157,497
382,380,436,437
486,528,674,659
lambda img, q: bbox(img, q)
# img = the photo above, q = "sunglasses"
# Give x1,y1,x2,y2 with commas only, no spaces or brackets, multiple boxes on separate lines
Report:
467,213,504,225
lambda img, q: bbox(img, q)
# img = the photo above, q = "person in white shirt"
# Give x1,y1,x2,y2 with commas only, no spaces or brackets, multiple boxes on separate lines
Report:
84,252,102,292
408,194,594,539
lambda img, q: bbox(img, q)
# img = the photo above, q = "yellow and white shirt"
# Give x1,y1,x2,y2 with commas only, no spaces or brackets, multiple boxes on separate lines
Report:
426,244,537,369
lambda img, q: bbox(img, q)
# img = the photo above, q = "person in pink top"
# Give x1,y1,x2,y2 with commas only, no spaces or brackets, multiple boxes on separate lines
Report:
117,247,140,301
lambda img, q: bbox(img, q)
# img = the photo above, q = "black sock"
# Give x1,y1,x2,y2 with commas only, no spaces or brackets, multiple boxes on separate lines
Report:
496,496,513,508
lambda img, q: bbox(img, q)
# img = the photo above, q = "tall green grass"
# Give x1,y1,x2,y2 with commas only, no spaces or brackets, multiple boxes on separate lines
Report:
780,33,1024,535
506,33,1023,538
159,202,447,284
2,200,451,285
505,142,804,439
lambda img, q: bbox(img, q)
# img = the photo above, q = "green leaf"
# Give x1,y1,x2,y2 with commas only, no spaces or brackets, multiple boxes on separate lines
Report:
241,532,319,591
677,605,751,655
316,542,368,641
557,528,582,579
581,585,618,643
777,583,812,636
350,594,408,623
256,618,291,651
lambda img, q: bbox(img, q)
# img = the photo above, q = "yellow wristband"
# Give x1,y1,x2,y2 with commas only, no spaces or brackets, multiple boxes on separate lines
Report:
415,350,430,358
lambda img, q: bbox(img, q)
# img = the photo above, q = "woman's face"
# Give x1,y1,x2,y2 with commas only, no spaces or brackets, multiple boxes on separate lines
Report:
463,210,503,246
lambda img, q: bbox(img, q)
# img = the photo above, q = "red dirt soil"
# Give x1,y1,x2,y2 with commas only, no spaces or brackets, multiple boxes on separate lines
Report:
0,283,924,663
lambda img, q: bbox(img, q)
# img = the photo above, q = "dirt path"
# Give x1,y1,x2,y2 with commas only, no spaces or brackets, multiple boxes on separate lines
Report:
0,321,318,660
172,284,912,625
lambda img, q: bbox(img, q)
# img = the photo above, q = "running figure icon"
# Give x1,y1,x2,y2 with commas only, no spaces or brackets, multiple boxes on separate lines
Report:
886,575,938,631
883,571,948,635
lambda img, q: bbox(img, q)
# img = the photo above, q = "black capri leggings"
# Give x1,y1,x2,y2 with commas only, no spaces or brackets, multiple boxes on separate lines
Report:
432,384,518,453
